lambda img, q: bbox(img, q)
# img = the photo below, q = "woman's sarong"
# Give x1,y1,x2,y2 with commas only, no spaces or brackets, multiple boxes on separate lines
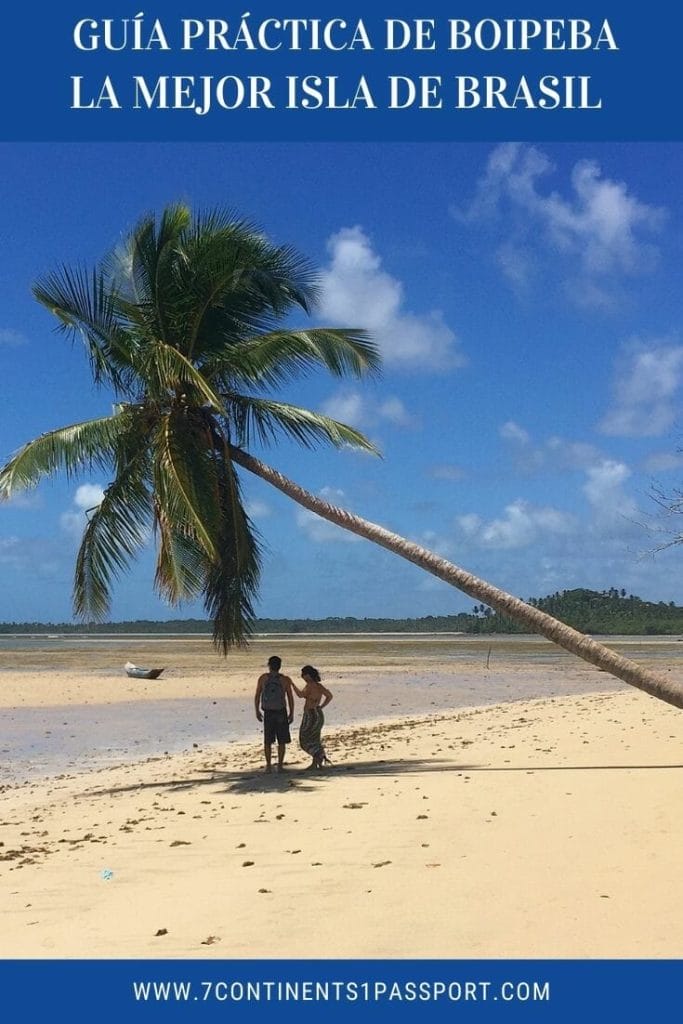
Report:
299,707,325,758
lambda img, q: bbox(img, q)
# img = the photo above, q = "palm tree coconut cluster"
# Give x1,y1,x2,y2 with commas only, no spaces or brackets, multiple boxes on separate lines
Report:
1,205,681,709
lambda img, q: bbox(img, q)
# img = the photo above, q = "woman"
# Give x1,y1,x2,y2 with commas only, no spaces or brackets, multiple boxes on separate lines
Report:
291,665,333,769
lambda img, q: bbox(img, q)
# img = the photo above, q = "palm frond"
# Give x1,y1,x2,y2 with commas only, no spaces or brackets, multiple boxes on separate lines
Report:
0,413,132,498
227,396,381,454
74,456,152,620
107,204,190,306
202,438,262,652
33,267,136,392
152,411,222,561
136,340,225,409
208,328,380,389
154,518,207,606
175,218,319,360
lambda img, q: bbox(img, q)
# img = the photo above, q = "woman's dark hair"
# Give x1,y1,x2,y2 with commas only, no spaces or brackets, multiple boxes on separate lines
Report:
301,665,321,683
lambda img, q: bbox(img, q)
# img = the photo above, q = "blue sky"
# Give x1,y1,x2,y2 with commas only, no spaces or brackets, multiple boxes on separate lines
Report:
1,141,683,623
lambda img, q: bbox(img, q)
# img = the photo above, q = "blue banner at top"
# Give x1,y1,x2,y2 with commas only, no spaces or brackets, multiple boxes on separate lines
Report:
1,2,680,141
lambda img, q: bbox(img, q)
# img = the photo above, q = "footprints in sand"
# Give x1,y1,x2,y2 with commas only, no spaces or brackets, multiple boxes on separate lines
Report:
3,685,681,959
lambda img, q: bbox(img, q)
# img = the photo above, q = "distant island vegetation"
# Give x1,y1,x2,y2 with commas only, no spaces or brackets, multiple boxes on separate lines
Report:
2,588,683,637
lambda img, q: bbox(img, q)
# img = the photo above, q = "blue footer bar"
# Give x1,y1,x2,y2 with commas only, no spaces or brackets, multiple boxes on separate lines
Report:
1,960,681,1023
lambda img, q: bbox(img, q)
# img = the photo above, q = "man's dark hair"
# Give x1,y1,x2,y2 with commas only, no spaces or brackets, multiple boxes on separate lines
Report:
267,655,282,671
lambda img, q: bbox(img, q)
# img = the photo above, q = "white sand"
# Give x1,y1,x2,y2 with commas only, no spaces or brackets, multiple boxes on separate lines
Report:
1,667,681,958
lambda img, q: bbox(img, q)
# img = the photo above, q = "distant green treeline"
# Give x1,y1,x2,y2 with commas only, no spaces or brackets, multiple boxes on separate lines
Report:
2,588,683,636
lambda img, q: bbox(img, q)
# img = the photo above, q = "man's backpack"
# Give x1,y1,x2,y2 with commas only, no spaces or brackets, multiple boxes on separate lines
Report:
261,673,285,711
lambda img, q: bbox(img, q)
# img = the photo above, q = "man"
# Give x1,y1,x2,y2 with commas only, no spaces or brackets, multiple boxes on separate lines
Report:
254,655,295,773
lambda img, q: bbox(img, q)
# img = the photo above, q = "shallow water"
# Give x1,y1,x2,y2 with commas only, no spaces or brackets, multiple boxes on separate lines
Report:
0,696,245,783
0,670,629,785
1,632,679,784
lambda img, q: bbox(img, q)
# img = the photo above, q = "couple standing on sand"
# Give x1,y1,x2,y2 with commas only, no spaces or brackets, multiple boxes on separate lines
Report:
254,655,333,773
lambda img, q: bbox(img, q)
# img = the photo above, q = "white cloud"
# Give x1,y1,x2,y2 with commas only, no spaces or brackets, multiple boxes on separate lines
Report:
321,390,416,430
378,397,415,427
497,423,640,536
500,420,602,474
295,486,361,544
454,144,665,305
0,328,28,347
495,240,532,289
496,419,643,540
500,420,531,445
458,512,483,537
246,499,271,520
318,226,465,371
599,340,683,437
74,484,106,510
545,437,603,470
582,459,639,528
60,483,105,538
320,391,367,428
457,499,575,550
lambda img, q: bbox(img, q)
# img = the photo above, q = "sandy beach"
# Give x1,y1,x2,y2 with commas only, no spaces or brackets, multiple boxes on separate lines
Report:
1,636,682,958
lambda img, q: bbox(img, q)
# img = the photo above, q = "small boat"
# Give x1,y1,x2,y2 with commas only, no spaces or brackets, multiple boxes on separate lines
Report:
125,661,165,680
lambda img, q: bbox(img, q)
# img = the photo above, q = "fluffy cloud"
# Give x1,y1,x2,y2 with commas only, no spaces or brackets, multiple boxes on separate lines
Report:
245,499,272,520
454,144,665,306
500,420,601,473
321,390,416,430
497,422,641,535
320,391,366,427
582,459,639,528
457,499,575,550
499,420,531,445
74,484,106,510
318,226,465,370
295,486,361,544
60,483,106,537
378,396,415,427
599,340,683,437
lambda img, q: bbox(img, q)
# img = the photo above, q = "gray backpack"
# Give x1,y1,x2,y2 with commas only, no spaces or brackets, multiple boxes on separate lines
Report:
261,673,285,711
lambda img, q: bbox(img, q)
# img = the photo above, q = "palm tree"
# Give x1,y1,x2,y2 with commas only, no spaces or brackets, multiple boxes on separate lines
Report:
1,204,681,710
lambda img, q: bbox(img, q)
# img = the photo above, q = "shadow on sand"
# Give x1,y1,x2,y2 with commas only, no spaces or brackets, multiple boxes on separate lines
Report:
88,756,683,798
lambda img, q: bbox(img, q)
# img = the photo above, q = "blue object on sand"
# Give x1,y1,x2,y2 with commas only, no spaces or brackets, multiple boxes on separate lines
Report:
100,869,114,881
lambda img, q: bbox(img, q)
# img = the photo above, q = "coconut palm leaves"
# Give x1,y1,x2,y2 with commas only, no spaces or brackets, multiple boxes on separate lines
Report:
0,204,379,650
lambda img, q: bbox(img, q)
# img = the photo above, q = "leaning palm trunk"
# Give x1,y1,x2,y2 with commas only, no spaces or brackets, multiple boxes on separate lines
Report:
231,447,683,711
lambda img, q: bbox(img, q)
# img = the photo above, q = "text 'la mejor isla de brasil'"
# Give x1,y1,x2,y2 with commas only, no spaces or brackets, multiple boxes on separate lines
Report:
70,15,617,115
